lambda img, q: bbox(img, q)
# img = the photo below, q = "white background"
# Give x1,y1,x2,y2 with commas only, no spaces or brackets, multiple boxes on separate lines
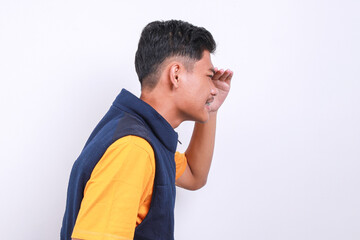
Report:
0,0,359,239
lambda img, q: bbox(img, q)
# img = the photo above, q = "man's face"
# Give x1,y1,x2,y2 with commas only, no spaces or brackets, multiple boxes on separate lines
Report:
176,50,217,123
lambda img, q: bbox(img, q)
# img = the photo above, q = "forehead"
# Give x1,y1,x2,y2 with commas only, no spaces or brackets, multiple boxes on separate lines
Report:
193,50,214,71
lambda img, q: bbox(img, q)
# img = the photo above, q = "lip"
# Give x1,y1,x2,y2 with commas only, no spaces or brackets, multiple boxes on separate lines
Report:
205,97,214,111
206,97,214,105
205,103,211,111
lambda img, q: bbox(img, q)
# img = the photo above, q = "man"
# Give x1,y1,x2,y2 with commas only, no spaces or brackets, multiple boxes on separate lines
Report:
61,20,233,240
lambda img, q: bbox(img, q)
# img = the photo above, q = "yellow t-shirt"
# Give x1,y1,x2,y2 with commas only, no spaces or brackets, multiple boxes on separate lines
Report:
71,135,187,240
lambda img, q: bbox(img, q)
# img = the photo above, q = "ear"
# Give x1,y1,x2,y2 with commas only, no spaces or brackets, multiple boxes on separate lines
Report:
169,63,181,89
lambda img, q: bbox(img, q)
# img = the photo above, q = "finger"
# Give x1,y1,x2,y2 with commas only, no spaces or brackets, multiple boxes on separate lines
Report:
212,68,224,80
226,70,233,79
225,71,233,84
219,69,231,81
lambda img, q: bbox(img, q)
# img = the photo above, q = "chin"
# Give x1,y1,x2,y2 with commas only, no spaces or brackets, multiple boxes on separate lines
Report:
183,109,209,123
195,113,210,123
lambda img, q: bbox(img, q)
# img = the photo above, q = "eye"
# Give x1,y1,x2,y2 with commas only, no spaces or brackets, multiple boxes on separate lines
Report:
207,75,214,79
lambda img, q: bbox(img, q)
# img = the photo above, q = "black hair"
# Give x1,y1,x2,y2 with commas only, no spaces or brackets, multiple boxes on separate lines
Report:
135,20,216,89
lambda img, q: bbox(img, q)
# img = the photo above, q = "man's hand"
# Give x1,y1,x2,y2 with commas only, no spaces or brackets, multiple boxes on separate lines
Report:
210,68,233,112
175,68,233,190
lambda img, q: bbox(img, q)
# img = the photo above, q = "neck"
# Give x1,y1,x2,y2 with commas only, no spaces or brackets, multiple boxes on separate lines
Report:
140,88,183,129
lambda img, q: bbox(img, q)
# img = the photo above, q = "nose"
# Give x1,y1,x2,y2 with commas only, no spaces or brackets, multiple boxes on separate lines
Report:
209,80,218,96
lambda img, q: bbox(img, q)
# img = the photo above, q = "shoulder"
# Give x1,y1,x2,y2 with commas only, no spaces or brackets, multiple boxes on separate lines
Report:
108,135,154,157
91,135,155,181
113,112,150,141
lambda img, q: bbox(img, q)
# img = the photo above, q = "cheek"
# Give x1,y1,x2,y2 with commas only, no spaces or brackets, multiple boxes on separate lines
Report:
180,75,208,104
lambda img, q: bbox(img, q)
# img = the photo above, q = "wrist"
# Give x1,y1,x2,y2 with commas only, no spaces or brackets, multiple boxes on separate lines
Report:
209,111,218,120
209,110,218,115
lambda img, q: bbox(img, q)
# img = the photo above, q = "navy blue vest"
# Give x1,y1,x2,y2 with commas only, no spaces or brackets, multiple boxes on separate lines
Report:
61,89,178,240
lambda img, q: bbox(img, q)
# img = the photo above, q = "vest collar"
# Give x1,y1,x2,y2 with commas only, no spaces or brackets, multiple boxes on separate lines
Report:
112,88,178,152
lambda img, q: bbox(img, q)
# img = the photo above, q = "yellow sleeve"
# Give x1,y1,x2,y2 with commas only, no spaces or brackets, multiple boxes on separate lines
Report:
71,136,155,240
175,151,187,180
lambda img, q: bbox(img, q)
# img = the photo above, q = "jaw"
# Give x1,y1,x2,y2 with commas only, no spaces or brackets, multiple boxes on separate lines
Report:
182,106,210,123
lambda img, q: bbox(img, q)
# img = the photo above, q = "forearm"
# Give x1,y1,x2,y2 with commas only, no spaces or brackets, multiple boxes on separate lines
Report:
185,111,217,187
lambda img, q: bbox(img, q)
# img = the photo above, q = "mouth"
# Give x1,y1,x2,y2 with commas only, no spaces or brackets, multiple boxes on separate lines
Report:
205,97,214,106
